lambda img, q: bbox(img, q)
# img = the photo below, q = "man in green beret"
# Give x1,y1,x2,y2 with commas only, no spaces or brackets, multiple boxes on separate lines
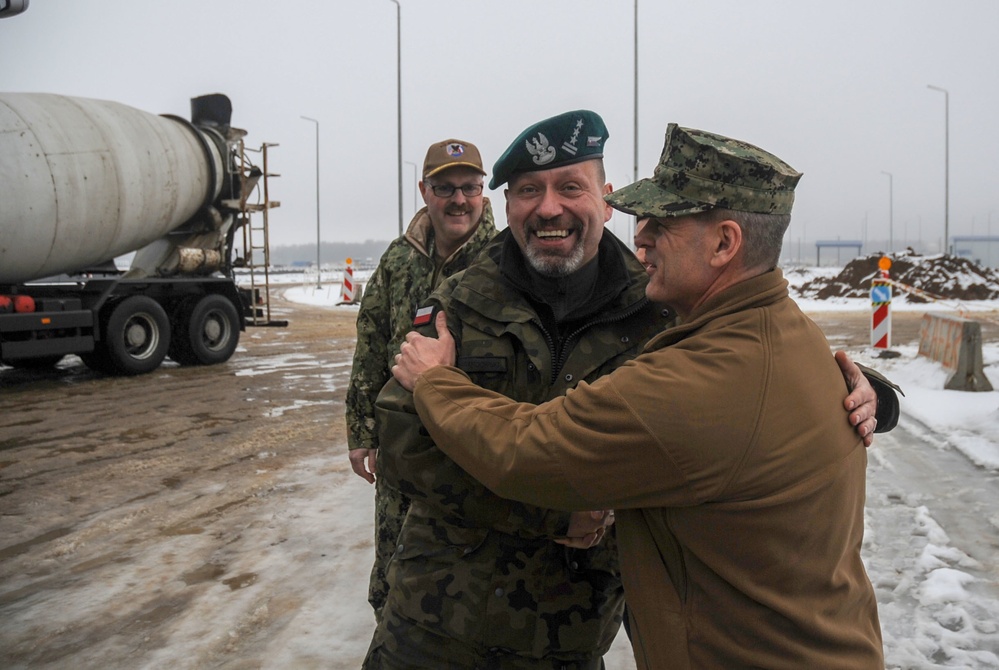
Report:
365,113,888,668
391,123,886,669
345,138,496,621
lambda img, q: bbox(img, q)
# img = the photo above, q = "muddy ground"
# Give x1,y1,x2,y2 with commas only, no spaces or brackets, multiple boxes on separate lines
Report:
0,302,994,668
0,296,366,668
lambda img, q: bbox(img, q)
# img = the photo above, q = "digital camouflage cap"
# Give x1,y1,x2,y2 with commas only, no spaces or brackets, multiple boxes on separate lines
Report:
605,123,802,219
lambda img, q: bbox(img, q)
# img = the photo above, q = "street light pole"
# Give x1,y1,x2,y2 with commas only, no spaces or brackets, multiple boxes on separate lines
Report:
927,84,949,254
632,0,639,245
404,160,418,220
881,171,893,252
390,0,403,237
301,115,321,288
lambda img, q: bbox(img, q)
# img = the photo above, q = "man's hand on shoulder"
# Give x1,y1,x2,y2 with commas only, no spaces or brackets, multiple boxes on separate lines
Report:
836,350,894,447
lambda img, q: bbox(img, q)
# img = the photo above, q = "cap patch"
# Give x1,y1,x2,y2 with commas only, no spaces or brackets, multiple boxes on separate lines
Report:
526,133,556,166
446,143,465,157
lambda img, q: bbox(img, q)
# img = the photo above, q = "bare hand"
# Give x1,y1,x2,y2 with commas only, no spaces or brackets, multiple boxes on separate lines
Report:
349,448,377,484
391,311,457,391
835,350,877,447
556,510,616,549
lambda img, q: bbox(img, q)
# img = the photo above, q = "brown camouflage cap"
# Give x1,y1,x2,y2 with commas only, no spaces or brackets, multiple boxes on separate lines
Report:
423,139,487,179
605,124,802,219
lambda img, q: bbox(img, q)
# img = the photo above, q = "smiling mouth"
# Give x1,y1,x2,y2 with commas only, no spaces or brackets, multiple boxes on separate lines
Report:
534,229,571,239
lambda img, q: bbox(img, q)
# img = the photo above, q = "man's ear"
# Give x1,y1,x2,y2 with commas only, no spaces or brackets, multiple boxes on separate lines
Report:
710,219,742,268
601,182,614,222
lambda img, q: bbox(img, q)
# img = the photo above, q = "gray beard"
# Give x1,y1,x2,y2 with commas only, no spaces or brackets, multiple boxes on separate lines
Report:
523,240,586,277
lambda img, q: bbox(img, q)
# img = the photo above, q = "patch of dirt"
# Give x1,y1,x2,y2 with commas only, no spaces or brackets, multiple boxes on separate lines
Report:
797,250,999,303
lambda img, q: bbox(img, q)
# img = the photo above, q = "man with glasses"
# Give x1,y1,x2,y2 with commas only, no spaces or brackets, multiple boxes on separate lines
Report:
346,138,496,622
362,111,895,668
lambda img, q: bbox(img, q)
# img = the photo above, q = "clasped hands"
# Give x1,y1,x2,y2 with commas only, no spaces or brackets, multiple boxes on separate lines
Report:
557,510,616,549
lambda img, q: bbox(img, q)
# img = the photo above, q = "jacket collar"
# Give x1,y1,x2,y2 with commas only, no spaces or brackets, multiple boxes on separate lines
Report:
647,268,789,351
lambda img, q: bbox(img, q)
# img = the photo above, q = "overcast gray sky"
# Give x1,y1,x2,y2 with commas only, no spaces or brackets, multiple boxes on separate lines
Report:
2,0,997,257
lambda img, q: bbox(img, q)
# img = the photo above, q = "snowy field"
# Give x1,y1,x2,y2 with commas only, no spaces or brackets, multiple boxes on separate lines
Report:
259,264,999,668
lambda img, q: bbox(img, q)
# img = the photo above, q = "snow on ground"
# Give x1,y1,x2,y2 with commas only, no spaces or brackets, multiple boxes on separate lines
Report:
265,265,999,668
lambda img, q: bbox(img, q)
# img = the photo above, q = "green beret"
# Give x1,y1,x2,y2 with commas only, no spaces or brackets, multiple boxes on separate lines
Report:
605,123,802,218
489,110,608,190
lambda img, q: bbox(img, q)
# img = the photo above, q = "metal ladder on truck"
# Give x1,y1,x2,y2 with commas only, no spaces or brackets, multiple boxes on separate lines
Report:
231,141,287,327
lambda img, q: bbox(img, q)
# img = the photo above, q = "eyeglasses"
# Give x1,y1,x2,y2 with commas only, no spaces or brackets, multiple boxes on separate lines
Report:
429,183,483,198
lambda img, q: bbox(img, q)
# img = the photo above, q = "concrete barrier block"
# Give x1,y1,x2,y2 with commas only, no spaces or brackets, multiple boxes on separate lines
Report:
917,312,993,392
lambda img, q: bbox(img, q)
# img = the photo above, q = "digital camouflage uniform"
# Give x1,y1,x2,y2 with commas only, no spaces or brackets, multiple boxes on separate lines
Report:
346,200,496,617
364,229,674,669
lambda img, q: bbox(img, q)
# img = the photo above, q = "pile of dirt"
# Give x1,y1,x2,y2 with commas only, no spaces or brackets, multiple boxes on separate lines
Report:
797,249,999,303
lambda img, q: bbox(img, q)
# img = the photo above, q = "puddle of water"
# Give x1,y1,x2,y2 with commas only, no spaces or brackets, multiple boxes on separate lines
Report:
181,562,225,586
160,525,204,537
223,572,258,591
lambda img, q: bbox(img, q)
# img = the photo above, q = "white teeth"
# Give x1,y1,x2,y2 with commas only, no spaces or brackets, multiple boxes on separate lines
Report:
535,229,569,239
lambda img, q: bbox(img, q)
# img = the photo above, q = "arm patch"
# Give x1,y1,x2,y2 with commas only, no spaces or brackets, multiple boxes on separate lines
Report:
413,305,437,327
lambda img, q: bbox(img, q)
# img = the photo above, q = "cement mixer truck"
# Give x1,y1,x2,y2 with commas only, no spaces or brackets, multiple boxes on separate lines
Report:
0,92,281,375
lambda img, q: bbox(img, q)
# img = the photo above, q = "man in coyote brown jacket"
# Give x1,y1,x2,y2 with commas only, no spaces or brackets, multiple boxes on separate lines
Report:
392,123,886,669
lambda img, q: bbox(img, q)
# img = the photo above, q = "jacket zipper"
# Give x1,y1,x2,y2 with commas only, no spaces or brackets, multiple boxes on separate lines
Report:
548,296,653,385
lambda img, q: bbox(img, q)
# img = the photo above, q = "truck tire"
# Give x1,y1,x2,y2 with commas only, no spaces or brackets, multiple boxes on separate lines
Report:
79,349,113,374
101,296,170,375
170,294,240,366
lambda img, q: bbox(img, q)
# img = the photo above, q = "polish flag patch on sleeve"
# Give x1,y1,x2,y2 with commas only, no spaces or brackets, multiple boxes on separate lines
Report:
413,306,435,327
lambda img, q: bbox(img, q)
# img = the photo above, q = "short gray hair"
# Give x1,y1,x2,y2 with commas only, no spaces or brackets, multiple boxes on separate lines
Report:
693,208,790,270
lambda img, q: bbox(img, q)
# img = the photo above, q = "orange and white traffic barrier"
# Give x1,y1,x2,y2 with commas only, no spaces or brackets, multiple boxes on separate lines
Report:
340,257,356,304
871,256,892,349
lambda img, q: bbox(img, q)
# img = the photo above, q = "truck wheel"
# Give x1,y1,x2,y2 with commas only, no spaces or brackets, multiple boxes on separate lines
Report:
79,349,112,374
171,294,240,366
101,296,170,375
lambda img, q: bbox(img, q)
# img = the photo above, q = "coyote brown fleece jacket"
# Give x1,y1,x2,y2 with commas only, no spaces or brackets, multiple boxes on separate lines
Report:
411,268,884,670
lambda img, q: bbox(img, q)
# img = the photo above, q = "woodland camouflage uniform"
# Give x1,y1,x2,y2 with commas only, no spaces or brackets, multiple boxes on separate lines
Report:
346,200,496,616
364,229,674,668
